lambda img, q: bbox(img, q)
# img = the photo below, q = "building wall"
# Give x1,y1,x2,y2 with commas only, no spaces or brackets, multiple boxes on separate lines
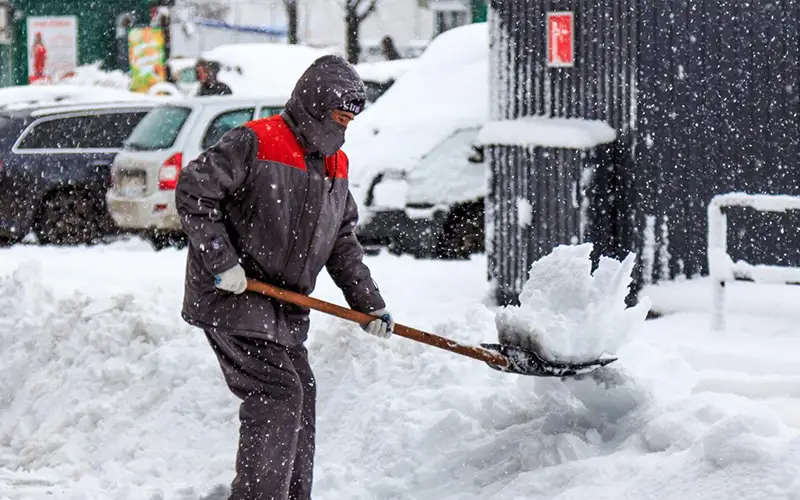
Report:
635,0,800,282
300,0,434,56
175,0,436,61
486,0,639,304
487,0,800,304
10,0,152,84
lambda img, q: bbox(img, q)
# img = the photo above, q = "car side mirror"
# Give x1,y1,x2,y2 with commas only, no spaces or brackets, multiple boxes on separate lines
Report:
468,145,484,164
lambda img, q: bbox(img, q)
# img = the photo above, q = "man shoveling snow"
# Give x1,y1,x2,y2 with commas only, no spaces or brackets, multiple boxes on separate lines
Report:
175,55,395,500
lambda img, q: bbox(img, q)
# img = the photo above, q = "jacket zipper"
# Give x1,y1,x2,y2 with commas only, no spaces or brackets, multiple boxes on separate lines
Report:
277,166,311,283
299,168,327,277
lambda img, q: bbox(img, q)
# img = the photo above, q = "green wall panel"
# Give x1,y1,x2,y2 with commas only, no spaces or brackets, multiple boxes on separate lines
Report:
10,0,151,85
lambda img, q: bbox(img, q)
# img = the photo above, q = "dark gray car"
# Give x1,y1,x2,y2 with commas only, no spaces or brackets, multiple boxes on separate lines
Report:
0,101,157,245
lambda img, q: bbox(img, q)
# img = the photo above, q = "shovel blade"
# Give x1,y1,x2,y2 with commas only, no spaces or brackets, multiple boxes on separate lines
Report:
480,343,617,378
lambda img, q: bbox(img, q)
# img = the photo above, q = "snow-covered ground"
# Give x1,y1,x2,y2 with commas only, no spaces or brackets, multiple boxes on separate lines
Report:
1,240,799,499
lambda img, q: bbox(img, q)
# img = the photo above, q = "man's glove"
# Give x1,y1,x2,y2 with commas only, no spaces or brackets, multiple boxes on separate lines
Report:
362,308,394,338
214,264,247,294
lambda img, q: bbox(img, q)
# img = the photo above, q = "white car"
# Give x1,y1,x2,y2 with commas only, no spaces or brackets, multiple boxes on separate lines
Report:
344,23,489,259
106,94,287,249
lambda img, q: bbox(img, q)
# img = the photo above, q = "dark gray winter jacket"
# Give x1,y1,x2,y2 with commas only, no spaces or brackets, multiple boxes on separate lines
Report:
175,55,385,346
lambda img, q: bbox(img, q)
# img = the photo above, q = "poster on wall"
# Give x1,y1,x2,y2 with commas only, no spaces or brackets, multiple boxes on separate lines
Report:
0,7,10,45
128,27,166,92
26,16,79,82
546,11,574,67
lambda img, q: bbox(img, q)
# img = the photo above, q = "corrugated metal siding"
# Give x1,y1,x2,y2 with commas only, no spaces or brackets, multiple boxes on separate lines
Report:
487,145,591,303
487,0,639,303
636,0,800,280
488,0,800,303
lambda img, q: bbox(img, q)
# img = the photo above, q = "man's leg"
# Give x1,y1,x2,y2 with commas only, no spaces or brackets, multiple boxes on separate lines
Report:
204,328,306,500
288,344,316,500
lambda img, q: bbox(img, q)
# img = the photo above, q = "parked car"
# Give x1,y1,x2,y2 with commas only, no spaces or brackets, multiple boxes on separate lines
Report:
354,58,418,105
168,56,199,95
0,101,159,246
356,126,485,259
344,23,489,259
106,94,287,249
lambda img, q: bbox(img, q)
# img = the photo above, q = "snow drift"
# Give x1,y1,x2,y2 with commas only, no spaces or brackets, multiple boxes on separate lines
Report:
1,243,800,500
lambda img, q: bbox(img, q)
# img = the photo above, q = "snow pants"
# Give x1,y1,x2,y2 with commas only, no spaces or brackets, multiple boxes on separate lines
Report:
204,328,316,500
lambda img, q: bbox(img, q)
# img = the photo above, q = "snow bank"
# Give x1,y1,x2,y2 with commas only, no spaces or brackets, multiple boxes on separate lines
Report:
2,244,800,500
478,116,617,149
0,261,239,499
50,62,132,90
495,243,651,363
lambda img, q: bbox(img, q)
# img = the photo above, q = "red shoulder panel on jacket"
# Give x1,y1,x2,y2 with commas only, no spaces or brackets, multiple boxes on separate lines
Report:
244,116,306,171
324,150,349,180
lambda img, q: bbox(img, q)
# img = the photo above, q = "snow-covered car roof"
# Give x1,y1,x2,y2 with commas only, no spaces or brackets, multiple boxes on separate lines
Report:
200,42,337,97
169,94,289,108
0,84,154,111
354,58,418,84
25,100,163,117
168,57,199,74
344,22,489,188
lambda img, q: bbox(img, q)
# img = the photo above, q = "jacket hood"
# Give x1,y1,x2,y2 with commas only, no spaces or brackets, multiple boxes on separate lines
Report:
282,55,366,157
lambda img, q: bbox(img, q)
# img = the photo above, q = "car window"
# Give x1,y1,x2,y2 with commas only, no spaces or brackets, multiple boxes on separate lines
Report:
16,115,90,149
201,108,255,149
258,106,284,119
16,112,149,150
364,81,392,105
80,111,150,149
124,106,192,151
177,68,197,84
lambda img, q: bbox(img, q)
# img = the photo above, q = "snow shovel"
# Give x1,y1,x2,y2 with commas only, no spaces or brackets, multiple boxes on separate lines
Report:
246,279,617,378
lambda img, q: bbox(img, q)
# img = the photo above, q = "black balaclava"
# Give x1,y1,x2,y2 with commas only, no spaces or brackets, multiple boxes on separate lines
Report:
282,55,366,157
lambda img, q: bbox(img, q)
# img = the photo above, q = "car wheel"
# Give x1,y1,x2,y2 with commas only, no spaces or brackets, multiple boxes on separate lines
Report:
34,190,102,246
435,201,484,260
147,230,187,251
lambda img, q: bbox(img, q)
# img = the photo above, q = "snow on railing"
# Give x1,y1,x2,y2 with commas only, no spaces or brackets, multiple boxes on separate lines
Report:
708,192,800,331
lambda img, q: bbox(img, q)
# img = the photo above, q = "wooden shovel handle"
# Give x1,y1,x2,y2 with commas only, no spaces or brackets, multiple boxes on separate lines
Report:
245,279,507,368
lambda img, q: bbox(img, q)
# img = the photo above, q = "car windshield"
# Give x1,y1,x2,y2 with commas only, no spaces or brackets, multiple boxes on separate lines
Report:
124,106,191,151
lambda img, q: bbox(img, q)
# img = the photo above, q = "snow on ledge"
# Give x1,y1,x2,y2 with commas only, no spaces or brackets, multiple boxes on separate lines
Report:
477,116,617,149
709,192,800,213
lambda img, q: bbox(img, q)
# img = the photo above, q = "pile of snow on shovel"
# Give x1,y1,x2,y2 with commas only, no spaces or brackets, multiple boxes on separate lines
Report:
495,243,651,364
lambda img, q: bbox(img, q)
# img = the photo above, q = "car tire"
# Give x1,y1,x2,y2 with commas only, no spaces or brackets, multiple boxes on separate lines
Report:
435,200,484,260
34,190,103,246
147,230,188,251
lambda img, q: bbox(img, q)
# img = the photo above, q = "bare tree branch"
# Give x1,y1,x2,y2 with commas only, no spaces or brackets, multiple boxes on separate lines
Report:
354,0,367,13
356,0,379,22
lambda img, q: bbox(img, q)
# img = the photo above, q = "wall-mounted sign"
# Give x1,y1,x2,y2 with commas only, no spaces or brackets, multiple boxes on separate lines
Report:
26,16,79,81
546,11,574,67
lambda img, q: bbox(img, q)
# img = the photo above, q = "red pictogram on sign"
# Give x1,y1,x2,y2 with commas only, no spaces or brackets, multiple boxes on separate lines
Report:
546,11,575,67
